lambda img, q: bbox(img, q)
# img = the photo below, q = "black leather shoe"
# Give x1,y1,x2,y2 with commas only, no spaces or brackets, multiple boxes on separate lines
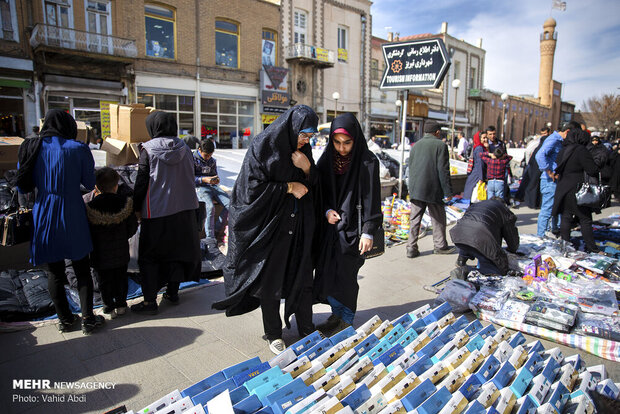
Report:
131,301,158,315
163,292,180,305
406,249,420,258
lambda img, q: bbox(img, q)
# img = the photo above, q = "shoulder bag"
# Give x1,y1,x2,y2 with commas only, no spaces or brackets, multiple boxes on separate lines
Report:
575,172,610,210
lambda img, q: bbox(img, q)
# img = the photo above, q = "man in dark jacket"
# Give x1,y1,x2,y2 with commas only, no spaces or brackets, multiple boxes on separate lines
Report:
449,199,519,275
406,121,455,258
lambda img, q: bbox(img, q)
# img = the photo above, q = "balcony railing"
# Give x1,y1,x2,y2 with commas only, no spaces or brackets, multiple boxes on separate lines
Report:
30,24,137,59
285,43,335,67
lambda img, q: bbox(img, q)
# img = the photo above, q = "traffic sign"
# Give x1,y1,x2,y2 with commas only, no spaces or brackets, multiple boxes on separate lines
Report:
380,38,451,89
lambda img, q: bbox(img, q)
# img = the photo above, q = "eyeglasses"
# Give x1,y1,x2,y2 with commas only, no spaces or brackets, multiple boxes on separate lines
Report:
299,132,315,139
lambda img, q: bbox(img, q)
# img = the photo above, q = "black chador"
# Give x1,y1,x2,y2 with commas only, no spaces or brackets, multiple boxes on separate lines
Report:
212,105,318,339
313,113,382,324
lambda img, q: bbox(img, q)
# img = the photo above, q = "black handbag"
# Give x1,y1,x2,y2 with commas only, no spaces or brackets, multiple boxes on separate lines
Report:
1,209,33,246
575,172,610,210
357,193,384,259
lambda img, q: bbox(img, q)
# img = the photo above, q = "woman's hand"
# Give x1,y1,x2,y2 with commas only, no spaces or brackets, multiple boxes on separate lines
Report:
359,237,373,255
326,210,341,224
287,182,308,199
292,151,311,175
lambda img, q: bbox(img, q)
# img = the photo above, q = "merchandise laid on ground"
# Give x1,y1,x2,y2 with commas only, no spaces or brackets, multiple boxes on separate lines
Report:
382,196,466,244
436,215,620,363
110,302,618,414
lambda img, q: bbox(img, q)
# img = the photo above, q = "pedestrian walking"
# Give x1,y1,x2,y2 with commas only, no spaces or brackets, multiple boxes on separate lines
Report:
515,127,550,208
463,131,489,201
406,121,455,258
552,128,600,252
534,122,576,237
131,111,201,315
313,113,382,336
212,105,319,355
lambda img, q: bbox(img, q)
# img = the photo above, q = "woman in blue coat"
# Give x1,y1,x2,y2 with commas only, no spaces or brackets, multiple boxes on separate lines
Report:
28,109,102,335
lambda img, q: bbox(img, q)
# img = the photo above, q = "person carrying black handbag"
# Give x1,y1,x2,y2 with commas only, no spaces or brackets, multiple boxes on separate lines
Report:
313,113,382,336
551,127,600,253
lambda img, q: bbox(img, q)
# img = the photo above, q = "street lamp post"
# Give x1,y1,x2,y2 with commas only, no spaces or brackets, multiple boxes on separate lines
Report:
451,79,461,159
500,93,508,141
395,98,405,197
332,92,340,119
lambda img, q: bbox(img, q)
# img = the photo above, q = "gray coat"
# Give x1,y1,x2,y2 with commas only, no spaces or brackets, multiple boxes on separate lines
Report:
408,133,452,203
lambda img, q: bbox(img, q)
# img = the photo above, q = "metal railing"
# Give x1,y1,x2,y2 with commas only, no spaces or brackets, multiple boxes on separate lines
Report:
285,43,335,65
30,24,137,58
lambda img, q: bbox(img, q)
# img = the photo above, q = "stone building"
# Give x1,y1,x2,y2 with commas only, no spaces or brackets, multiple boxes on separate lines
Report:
281,0,372,135
1,0,281,147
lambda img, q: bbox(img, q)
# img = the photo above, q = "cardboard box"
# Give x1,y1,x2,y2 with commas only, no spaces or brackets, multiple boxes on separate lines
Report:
233,361,271,387
224,357,262,379
328,375,356,400
75,121,88,143
109,103,154,142
0,137,24,173
401,379,436,411
101,138,140,166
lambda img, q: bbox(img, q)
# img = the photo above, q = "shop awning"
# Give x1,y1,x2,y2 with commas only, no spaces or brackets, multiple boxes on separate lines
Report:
0,78,31,88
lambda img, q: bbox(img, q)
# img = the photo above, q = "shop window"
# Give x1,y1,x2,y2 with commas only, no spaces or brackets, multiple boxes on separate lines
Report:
137,92,194,136
294,9,307,44
370,59,379,81
262,29,277,66
0,0,18,41
200,97,255,148
338,26,348,62
145,4,176,59
215,19,239,68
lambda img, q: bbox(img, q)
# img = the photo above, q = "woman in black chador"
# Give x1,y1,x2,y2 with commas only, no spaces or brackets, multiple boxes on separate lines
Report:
313,113,382,335
212,105,319,355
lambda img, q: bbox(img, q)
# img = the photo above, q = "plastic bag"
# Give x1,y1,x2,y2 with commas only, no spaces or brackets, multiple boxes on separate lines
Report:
434,280,477,313
469,287,509,312
573,312,620,341
495,299,531,323
471,180,487,203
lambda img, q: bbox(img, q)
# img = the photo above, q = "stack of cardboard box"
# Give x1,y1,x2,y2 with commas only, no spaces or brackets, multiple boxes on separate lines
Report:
0,137,24,176
101,104,155,166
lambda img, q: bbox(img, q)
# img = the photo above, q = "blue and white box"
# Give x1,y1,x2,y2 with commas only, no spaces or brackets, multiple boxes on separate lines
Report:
233,362,272,387
354,392,387,414
373,343,404,368
595,378,619,400
192,379,235,407
509,366,534,399
341,383,372,410
290,331,323,356
508,332,526,348
490,361,516,389
223,357,262,379
397,328,419,348
354,334,380,357
400,378,436,411
416,386,452,414
463,320,483,337
244,366,283,392
282,356,311,379
473,355,500,383
458,373,483,401
251,373,294,405
384,324,406,345
527,373,552,406
301,337,332,361
182,373,226,399
331,326,357,346
513,394,538,414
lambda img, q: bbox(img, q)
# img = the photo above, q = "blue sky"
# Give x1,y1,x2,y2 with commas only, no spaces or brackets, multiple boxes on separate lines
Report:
371,0,620,110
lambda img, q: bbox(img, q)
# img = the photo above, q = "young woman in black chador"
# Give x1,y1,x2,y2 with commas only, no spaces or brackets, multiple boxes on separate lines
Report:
313,113,382,335
213,105,319,354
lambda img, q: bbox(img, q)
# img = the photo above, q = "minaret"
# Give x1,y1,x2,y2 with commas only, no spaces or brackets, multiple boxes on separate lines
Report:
538,17,557,107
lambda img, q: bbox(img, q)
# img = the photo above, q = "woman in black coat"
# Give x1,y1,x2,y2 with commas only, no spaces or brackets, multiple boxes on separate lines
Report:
212,105,319,355
313,113,382,335
552,129,600,252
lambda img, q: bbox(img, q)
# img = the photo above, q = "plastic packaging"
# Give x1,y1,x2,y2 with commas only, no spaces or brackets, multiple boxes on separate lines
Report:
469,287,509,312
494,299,531,324
572,312,620,342
434,280,477,313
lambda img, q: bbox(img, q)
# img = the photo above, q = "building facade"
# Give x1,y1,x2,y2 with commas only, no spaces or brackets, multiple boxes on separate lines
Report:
1,0,281,148
281,0,372,135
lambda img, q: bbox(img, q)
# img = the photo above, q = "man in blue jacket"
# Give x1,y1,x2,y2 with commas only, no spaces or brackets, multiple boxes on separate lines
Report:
534,122,576,237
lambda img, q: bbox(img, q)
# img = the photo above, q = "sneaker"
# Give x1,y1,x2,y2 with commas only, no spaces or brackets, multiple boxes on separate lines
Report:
57,315,78,333
163,292,180,305
406,249,420,258
268,338,286,355
82,315,105,335
434,246,456,255
131,301,158,315
316,314,341,334
116,306,127,316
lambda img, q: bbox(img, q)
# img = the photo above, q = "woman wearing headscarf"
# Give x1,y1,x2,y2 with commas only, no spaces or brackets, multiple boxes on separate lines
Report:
552,128,600,252
212,105,319,355
25,109,101,335
313,113,382,335
462,131,489,201
131,111,201,314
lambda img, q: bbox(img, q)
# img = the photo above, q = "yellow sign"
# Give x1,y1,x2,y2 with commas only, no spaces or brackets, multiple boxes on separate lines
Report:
99,100,118,138
338,48,348,62
316,47,329,62
261,114,279,124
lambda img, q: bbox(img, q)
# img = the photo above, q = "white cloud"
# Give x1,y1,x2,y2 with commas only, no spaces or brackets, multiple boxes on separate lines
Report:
372,0,620,111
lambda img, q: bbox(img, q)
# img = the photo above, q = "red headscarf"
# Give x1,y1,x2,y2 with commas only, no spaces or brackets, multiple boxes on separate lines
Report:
473,130,487,151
